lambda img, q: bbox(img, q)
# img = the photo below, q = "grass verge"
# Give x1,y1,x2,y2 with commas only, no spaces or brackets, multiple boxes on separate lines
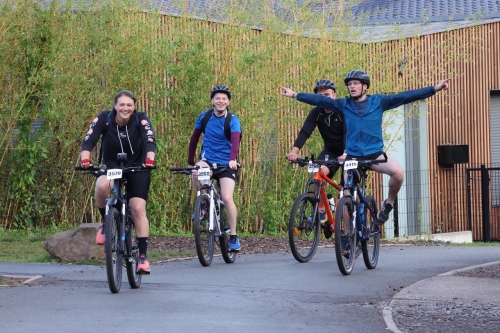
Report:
0,229,197,264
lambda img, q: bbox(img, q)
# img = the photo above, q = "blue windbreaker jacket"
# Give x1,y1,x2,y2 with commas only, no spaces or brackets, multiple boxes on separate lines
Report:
296,86,436,156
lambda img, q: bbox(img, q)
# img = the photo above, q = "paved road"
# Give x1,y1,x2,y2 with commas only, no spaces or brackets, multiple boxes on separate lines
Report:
1,245,499,333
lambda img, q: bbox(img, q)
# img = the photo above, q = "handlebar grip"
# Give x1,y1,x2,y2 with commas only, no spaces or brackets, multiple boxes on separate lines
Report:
170,167,197,171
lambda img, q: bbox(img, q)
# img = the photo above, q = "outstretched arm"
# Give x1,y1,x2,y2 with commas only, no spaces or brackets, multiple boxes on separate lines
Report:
280,86,297,98
380,78,450,111
434,79,450,92
280,86,342,112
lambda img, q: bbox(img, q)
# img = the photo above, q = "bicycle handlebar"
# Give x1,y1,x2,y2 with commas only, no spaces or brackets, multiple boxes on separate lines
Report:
74,164,156,177
290,157,342,168
290,153,388,169
170,164,238,175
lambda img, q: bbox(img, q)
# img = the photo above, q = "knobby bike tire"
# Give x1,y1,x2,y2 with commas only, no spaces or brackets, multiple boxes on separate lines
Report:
105,207,122,293
288,193,321,263
219,204,236,264
334,197,356,275
125,209,141,289
193,194,215,267
361,195,380,269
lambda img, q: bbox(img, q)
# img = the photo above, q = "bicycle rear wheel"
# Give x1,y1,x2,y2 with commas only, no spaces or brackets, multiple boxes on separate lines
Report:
361,195,380,269
288,193,321,263
219,204,236,264
355,240,362,259
334,197,356,275
105,207,122,293
193,194,215,267
125,212,141,289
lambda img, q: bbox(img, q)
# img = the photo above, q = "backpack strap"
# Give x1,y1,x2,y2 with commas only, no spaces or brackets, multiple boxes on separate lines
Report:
223,112,232,142
200,109,233,142
200,109,214,135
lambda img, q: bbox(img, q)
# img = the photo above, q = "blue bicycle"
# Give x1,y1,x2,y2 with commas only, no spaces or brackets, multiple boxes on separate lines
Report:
335,154,387,275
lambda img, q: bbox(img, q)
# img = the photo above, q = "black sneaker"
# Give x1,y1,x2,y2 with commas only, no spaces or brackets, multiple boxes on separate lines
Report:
376,200,393,224
322,223,332,239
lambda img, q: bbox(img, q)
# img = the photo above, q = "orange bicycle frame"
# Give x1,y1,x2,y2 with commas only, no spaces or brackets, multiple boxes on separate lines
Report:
312,167,342,232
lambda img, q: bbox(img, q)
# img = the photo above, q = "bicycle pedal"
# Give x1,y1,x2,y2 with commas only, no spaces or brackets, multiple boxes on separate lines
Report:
137,270,150,275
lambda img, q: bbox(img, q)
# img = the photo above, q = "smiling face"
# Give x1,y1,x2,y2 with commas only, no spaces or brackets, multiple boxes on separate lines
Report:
211,92,230,113
114,95,135,125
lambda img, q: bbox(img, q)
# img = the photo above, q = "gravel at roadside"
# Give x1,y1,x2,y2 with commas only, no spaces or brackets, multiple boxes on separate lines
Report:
389,264,500,333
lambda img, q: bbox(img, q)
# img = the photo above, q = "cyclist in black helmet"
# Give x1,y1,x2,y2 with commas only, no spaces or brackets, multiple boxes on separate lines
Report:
188,85,242,252
287,79,346,226
280,71,450,224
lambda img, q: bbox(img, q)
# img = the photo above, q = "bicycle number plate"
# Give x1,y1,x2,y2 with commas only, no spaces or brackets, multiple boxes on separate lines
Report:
198,167,210,180
107,169,123,180
344,160,358,170
308,163,319,173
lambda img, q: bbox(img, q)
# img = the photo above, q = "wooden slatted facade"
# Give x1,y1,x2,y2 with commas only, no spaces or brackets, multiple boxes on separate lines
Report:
137,13,500,238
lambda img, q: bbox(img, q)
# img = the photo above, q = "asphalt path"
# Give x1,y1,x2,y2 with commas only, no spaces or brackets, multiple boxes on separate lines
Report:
1,245,499,333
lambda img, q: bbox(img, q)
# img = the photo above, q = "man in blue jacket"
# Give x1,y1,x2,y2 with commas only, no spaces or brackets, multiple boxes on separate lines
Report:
280,70,449,224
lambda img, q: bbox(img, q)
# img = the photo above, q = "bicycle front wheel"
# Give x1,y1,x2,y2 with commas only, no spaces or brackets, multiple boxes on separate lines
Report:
219,204,236,264
193,194,215,267
361,195,380,269
334,197,356,275
125,213,141,289
288,193,321,263
105,207,123,293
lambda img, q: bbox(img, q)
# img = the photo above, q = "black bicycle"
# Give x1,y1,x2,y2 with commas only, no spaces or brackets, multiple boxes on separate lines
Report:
170,164,236,267
75,153,153,293
335,154,388,275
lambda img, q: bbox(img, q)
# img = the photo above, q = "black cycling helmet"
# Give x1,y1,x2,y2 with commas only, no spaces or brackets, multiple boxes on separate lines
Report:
314,79,336,93
210,85,231,100
344,70,370,88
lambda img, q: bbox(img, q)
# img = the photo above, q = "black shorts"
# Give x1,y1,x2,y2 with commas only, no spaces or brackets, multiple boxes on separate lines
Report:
344,152,384,168
124,171,151,201
200,160,238,182
213,168,238,182
318,148,342,178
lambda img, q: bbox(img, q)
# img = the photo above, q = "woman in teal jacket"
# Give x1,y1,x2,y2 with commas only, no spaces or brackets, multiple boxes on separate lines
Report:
280,70,450,224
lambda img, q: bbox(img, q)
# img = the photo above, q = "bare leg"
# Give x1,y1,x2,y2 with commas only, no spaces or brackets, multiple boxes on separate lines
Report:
369,154,404,205
219,177,237,235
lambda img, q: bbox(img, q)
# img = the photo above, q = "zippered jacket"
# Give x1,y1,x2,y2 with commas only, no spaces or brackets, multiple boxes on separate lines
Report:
293,106,345,157
296,86,435,156
81,109,156,168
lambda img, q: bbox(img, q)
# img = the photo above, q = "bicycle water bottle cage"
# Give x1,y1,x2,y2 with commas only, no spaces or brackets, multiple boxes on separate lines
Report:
117,153,128,163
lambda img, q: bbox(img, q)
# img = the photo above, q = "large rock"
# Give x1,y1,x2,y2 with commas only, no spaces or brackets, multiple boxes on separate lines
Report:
44,223,105,261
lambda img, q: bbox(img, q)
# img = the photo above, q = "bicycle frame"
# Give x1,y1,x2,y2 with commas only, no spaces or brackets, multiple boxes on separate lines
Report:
196,177,225,237
106,175,128,246
343,154,388,242
306,165,342,232
343,168,378,242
